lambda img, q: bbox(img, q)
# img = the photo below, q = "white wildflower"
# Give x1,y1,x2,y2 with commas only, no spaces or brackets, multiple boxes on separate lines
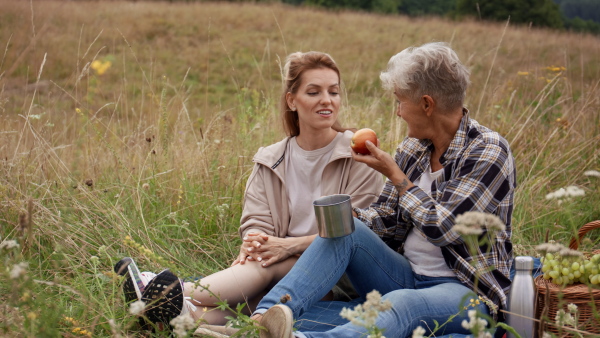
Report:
558,247,583,258
10,262,29,279
170,312,196,337
567,303,578,314
555,309,576,327
483,213,506,232
340,290,392,335
546,188,566,200
216,204,229,218
583,170,600,177
535,242,566,254
108,319,122,338
0,239,20,250
90,255,100,265
412,326,426,338
453,211,506,236
546,186,585,200
129,300,146,316
167,212,177,220
565,186,585,197
453,223,483,236
461,309,488,335
542,333,552,338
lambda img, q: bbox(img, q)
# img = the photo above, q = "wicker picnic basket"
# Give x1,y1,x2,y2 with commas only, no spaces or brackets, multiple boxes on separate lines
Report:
534,220,600,336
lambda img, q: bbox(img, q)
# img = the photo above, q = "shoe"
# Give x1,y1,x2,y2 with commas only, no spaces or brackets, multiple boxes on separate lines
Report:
192,325,239,338
141,269,196,328
259,304,294,338
196,324,240,336
114,257,153,303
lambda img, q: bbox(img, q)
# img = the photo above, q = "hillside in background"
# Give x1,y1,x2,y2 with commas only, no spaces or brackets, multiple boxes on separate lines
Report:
554,0,600,22
285,0,600,33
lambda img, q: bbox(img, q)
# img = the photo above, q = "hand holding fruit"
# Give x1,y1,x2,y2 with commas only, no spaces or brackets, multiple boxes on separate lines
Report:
350,128,378,155
351,129,393,174
351,128,414,194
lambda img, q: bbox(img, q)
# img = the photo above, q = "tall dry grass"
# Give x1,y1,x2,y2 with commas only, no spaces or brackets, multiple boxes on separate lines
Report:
0,0,599,336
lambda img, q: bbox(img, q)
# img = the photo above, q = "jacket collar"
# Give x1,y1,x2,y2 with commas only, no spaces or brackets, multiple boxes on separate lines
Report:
253,130,354,169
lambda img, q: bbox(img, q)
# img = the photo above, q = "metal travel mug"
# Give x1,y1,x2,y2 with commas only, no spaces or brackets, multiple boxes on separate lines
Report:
313,194,355,238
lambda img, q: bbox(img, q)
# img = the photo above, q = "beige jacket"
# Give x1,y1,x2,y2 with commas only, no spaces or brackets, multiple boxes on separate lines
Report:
239,130,383,238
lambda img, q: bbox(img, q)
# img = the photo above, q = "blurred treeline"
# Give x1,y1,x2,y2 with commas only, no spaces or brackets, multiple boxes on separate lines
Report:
289,0,600,34
146,0,600,35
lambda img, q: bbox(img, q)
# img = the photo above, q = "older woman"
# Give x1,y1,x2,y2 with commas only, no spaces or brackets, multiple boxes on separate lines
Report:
252,42,516,338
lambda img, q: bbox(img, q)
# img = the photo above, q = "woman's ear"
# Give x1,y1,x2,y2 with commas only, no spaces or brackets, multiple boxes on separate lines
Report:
286,92,295,111
422,95,435,116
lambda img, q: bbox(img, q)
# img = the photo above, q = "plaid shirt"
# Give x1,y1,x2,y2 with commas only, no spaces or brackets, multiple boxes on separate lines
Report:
355,112,516,318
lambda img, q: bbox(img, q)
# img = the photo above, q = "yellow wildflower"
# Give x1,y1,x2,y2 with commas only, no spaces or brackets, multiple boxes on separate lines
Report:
517,71,529,76
90,60,111,76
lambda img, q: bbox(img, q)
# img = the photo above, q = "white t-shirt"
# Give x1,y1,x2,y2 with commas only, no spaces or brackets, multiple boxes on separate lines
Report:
403,164,455,277
284,133,342,237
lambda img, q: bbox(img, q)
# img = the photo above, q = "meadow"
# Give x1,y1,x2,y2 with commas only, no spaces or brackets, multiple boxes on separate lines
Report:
0,0,599,336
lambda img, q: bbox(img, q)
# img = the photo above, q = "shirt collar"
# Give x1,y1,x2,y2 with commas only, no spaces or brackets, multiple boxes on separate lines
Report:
414,108,470,166
440,108,470,165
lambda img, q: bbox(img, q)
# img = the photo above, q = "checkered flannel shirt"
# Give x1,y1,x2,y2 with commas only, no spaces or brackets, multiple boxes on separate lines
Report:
354,111,516,318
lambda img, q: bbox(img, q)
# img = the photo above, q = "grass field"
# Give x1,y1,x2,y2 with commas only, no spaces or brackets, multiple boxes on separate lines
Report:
1,1,599,336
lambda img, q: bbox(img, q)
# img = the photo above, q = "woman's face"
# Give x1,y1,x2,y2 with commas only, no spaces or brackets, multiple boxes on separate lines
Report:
395,92,429,139
287,68,340,134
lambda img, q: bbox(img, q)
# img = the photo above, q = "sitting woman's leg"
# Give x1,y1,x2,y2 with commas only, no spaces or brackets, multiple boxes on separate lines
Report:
254,220,414,320
184,256,298,324
296,282,490,338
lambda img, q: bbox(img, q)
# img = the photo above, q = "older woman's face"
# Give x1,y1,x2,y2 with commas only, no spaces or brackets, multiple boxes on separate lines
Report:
395,92,429,139
288,68,341,134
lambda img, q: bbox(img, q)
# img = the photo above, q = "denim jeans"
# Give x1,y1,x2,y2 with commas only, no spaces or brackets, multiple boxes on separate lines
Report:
255,219,490,338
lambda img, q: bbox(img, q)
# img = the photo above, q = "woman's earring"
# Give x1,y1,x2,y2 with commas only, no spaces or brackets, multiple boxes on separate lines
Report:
291,107,296,111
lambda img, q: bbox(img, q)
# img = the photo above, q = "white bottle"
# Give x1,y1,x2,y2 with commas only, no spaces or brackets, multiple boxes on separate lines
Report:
507,256,536,338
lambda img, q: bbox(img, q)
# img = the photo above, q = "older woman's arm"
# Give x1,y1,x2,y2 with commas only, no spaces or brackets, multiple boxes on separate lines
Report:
399,139,515,246
354,133,515,247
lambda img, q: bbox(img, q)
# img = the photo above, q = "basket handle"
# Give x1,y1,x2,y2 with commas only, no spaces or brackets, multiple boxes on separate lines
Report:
568,220,600,250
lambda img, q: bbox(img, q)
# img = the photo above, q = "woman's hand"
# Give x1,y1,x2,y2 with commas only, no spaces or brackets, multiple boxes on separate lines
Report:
232,234,315,268
231,232,269,266
352,140,414,195
248,236,297,268
351,140,396,178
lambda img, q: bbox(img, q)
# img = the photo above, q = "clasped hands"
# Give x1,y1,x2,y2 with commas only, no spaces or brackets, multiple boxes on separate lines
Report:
232,232,292,268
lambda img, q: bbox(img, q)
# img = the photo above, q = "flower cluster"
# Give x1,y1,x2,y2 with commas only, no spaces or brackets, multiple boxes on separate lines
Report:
412,326,426,338
0,239,20,250
464,296,484,310
62,316,92,337
555,303,578,328
170,312,196,337
545,186,585,201
340,290,392,338
123,235,168,267
583,170,600,178
129,300,146,316
461,310,492,338
90,59,111,76
453,211,506,236
10,262,28,279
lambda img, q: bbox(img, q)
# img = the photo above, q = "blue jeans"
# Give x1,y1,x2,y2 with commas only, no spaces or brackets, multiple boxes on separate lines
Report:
255,219,490,338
